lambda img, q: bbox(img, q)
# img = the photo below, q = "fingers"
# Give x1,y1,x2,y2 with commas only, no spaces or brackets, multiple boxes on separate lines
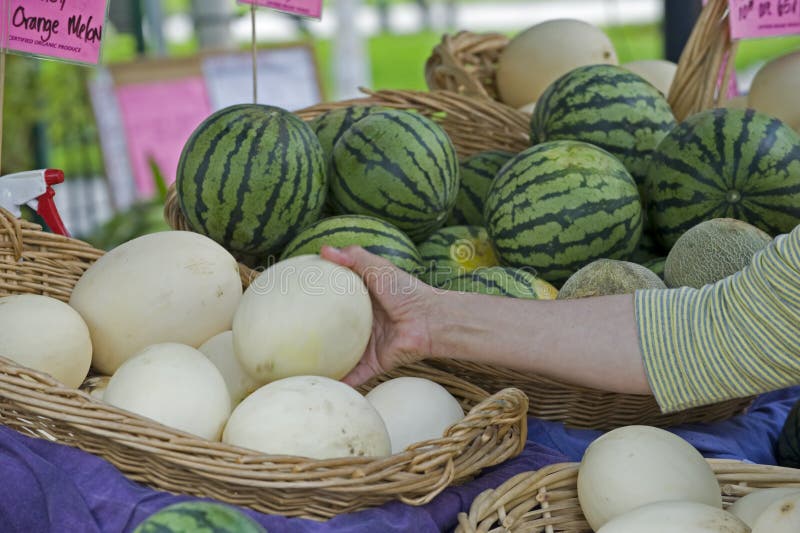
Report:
341,359,381,388
321,245,395,276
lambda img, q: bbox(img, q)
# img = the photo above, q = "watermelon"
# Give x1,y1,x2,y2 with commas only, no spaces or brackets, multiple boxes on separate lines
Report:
419,225,499,286
643,256,666,278
778,399,800,468
646,108,800,249
133,501,266,533
447,151,514,226
531,64,676,191
310,105,384,167
329,109,460,242
484,140,643,286
176,104,326,257
443,266,558,299
280,214,424,274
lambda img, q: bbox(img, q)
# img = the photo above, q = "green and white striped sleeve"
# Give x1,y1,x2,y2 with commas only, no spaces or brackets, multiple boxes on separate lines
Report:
634,224,800,413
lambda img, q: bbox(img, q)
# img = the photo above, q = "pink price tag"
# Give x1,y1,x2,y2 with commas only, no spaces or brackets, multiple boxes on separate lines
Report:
728,0,800,39
239,0,323,20
1,0,107,65
115,77,213,197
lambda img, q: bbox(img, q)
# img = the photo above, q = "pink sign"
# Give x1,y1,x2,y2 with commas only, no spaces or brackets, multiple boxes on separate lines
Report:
239,0,323,20
728,0,800,39
1,0,107,64
115,77,213,197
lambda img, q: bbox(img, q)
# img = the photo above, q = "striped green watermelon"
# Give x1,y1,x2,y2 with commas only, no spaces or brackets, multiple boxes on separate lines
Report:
280,214,424,274
484,140,643,286
443,266,558,299
447,151,514,226
176,104,326,256
330,109,460,242
419,225,499,287
646,108,800,249
310,105,384,167
531,64,676,192
643,257,666,278
133,502,266,533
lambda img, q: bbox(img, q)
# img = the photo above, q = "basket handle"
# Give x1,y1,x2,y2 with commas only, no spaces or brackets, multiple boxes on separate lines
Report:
669,0,736,121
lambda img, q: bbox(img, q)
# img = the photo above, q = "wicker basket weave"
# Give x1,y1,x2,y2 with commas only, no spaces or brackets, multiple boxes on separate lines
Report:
164,88,755,430
425,0,735,121
456,459,800,532
0,207,529,519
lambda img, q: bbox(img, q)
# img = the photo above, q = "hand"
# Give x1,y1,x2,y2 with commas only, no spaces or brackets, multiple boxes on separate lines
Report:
320,245,436,386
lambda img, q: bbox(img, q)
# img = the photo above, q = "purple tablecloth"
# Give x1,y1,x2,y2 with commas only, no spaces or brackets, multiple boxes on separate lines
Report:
1,386,798,533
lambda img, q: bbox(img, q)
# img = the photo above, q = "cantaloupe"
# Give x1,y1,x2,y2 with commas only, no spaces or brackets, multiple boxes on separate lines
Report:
496,19,618,108
557,259,666,299
622,59,678,96
748,50,800,132
664,218,772,289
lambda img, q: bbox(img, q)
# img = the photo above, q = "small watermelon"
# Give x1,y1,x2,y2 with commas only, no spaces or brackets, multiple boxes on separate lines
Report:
630,226,665,264
643,256,666,278
419,226,499,287
176,104,326,257
531,64,676,191
310,105,385,167
556,259,666,299
330,109,460,242
447,151,514,226
133,501,266,533
443,266,558,299
484,140,643,286
280,214,424,274
777,399,800,468
646,108,800,249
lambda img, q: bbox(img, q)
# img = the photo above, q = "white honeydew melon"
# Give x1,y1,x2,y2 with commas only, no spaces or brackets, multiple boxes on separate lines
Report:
103,343,231,441
223,375,390,459
365,377,465,453
728,487,800,527
518,101,536,114
577,425,722,531
751,492,800,532
596,501,749,533
722,95,749,110
496,19,618,108
233,255,372,384
69,231,242,375
198,330,259,405
0,294,92,388
622,59,678,96
748,50,800,132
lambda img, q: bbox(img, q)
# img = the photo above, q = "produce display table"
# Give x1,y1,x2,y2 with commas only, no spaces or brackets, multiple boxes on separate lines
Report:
2,386,797,533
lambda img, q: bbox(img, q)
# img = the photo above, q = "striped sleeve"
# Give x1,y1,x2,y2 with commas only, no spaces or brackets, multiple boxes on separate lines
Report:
634,224,800,413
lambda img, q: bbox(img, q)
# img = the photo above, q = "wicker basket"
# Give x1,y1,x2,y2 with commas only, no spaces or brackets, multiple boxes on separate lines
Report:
164,89,755,430
0,208,103,302
0,207,529,519
425,0,735,121
456,459,800,532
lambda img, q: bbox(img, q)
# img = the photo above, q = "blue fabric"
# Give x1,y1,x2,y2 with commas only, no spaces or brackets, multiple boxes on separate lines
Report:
0,386,797,533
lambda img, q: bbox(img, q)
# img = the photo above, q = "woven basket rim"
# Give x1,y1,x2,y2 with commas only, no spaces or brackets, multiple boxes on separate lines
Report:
424,0,735,121
456,458,800,532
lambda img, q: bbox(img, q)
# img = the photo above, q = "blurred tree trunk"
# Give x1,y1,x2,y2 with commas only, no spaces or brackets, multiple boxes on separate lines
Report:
334,0,372,99
191,0,235,50
664,0,703,62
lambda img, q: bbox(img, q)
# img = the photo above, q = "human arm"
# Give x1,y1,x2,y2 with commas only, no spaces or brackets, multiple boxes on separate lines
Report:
322,223,800,413
320,245,650,395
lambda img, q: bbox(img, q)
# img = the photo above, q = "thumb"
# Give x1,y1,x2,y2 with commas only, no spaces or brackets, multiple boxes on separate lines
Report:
321,245,393,274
